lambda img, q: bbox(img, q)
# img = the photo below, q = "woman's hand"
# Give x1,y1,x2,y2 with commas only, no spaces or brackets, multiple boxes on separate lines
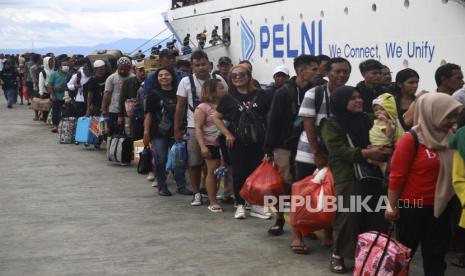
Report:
201,146,211,158
225,134,235,148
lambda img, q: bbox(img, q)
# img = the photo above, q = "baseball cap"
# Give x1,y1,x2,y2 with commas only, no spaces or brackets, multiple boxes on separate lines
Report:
273,65,289,76
218,56,232,65
135,61,145,69
93,60,105,68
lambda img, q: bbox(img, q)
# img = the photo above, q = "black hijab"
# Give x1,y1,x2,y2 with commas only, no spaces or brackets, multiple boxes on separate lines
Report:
330,85,372,148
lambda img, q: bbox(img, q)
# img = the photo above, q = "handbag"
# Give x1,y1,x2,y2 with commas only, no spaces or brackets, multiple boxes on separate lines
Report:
137,146,152,174
346,134,384,184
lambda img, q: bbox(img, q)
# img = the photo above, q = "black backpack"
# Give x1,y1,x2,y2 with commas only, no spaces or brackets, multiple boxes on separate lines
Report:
231,94,266,145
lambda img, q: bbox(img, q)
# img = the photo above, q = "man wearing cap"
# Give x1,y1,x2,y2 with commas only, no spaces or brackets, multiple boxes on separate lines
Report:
265,65,290,101
262,55,321,249
215,56,232,80
101,57,134,135
118,61,146,140
85,60,109,117
143,49,187,97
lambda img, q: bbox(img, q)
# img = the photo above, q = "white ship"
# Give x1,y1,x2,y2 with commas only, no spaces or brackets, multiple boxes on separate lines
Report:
164,0,465,89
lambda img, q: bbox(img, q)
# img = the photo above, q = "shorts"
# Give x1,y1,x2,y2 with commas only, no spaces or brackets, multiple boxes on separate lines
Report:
206,145,221,160
186,128,204,166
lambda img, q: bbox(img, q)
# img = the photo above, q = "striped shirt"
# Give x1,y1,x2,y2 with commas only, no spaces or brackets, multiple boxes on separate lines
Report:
295,85,331,164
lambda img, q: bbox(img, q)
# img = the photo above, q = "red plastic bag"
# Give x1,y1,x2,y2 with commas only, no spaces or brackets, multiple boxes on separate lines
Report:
239,160,284,206
290,167,335,236
353,231,411,276
22,85,30,101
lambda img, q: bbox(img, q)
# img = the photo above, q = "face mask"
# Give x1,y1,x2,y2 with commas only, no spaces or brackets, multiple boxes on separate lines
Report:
61,66,69,72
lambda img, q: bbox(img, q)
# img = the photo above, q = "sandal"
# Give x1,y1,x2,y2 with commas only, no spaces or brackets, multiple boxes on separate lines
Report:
268,218,285,236
290,244,309,254
330,254,347,274
451,252,465,268
208,204,224,213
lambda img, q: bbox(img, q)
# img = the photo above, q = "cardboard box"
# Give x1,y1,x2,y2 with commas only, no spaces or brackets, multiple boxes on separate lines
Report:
32,97,52,111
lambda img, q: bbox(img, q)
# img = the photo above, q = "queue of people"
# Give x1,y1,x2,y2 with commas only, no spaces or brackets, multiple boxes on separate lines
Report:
2,49,465,275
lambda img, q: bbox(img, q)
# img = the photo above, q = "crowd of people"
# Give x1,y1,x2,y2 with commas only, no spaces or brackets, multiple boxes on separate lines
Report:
1,49,465,275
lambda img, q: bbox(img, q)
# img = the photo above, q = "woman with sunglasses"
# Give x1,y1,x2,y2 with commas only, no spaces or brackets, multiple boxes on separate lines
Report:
214,64,271,219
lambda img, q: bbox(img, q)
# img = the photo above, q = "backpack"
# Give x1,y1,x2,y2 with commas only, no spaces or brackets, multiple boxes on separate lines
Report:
231,94,266,145
315,84,330,118
188,75,201,112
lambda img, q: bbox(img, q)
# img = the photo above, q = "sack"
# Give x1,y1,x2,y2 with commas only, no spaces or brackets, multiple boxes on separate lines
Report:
22,85,30,101
58,117,76,144
232,95,266,145
354,231,411,276
239,161,285,206
89,116,105,137
125,98,137,118
87,50,123,72
290,167,335,236
75,116,99,145
32,97,52,111
346,134,384,184
137,146,152,174
106,130,133,164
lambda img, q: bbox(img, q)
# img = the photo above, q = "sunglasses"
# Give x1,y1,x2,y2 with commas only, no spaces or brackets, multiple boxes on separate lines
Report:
231,72,248,79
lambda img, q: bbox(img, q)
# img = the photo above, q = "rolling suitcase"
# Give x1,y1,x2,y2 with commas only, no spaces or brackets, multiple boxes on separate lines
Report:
58,117,76,144
75,117,99,145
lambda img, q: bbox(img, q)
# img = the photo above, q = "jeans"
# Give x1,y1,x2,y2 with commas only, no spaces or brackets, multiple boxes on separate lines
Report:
152,137,187,190
52,100,64,126
4,88,16,107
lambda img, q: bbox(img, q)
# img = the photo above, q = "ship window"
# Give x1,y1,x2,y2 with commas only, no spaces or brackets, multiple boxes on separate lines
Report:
222,18,231,46
442,0,448,3
372,3,377,12
404,0,410,8
344,7,349,15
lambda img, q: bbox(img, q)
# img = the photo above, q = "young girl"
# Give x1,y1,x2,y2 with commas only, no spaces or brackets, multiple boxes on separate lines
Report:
369,93,404,173
194,78,226,213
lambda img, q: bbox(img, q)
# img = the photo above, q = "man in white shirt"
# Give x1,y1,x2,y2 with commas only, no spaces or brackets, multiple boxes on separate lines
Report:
174,50,228,206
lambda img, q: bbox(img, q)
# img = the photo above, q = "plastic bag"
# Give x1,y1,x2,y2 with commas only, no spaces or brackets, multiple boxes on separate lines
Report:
239,160,284,206
290,167,335,236
165,146,173,173
22,85,30,101
172,142,187,168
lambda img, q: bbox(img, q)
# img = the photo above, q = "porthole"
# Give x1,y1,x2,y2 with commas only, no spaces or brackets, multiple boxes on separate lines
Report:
372,3,377,12
404,0,410,8
344,7,349,15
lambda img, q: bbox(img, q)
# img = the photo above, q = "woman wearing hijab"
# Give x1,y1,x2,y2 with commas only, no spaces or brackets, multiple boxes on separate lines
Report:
385,93,462,276
321,86,391,273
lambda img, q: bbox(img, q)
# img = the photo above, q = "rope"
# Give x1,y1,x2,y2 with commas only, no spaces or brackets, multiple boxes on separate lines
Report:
129,28,169,54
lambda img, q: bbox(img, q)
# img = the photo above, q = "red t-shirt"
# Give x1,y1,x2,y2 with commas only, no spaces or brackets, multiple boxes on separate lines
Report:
389,133,440,206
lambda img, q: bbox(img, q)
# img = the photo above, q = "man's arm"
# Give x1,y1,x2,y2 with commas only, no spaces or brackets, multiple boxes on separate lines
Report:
304,117,327,169
174,95,187,142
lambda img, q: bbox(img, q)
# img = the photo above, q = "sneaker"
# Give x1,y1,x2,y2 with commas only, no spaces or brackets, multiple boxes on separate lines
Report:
191,193,202,206
146,172,155,182
177,187,193,195
244,202,252,211
234,205,246,219
7,105,12,109
151,180,158,188
250,205,272,220
51,127,58,133
158,187,172,196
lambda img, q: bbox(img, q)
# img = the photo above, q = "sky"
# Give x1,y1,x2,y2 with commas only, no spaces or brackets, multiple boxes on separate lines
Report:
0,0,171,49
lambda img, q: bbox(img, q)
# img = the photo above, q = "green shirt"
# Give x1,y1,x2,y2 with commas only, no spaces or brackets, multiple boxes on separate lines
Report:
48,70,69,100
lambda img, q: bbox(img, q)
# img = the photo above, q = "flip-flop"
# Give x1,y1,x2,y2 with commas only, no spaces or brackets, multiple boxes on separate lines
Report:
290,244,309,254
208,205,224,213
